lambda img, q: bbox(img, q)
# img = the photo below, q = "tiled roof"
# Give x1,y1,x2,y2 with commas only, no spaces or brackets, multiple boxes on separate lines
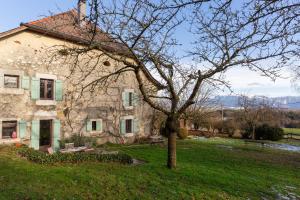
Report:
1,9,131,56
0,9,164,89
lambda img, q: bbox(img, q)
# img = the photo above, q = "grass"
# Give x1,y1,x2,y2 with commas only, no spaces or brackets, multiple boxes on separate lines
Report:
283,128,300,135
0,138,299,200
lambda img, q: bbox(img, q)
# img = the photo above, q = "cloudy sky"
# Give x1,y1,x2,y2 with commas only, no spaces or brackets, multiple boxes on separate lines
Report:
0,0,298,97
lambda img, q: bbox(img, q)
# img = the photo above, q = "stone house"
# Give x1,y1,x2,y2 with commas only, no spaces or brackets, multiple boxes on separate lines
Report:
0,0,155,151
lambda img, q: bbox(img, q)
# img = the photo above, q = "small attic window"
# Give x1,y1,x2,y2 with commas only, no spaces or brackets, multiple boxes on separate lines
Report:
58,49,69,56
103,61,111,66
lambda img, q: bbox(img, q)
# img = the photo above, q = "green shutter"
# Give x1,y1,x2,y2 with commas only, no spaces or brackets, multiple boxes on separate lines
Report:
96,120,102,132
55,80,63,101
21,76,30,89
122,92,128,107
18,120,27,139
31,78,40,100
133,93,139,106
86,120,92,132
0,73,4,88
120,119,125,134
53,120,61,151
125,92,130,106
134,118,139,133
31,120,40,150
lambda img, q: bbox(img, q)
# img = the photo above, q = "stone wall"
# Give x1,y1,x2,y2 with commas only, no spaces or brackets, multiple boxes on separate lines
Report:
0,30,154,146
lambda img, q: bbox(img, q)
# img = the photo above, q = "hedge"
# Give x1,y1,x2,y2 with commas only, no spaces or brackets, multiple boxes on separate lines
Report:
17,147,133,165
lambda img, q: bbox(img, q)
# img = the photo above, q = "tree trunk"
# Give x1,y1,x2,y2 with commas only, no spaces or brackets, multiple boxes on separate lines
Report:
165,116,179,169
167,132,177,169
252,125,255,140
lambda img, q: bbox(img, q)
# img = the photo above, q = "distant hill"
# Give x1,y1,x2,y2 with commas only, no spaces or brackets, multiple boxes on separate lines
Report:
211,96,300,110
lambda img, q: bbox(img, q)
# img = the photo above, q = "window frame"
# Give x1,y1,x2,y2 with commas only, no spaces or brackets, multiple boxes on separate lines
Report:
123,89,135,110
92,120,97,131
88,119,103,133
4,74,19,89
1,120,18,139
128,92,133,106
40,78,54,100
125,119,133,134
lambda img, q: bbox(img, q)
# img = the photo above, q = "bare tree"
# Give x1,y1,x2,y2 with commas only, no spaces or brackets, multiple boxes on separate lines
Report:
237,95,282,139
51,0,299,168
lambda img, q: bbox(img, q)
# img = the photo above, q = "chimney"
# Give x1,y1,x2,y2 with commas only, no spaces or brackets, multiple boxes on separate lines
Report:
78,0,87,26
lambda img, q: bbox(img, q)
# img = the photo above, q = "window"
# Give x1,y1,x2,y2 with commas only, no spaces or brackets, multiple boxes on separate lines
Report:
103,61,111,66
2,121,17,139
4,75,19,88
128,92,133,106
125,119,133,133
40,79,54,100
92,121,97,131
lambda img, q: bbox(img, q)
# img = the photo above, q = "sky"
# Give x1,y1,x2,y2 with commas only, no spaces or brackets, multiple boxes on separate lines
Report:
0,0,298,97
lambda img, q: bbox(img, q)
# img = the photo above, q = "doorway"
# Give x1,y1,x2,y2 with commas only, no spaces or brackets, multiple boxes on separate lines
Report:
39,120,52,150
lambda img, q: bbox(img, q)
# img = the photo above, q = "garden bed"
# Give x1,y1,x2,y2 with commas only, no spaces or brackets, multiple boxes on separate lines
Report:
17,146,133,165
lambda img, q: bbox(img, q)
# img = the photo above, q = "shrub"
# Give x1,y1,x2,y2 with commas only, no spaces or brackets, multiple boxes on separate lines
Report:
178,128,188,139
223,120,237,137
240,124,254,139
285,122,300,128
17,146,133,165
255,124,284,141
213,121,224,134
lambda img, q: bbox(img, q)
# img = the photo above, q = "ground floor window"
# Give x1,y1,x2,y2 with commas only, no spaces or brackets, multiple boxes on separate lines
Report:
125,119,133,133
92,121,97,131
4,75,19,88
2,121,17,139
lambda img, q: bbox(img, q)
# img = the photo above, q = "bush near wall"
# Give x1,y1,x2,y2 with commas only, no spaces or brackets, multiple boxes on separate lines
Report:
17,147,133,165
178,128,188,139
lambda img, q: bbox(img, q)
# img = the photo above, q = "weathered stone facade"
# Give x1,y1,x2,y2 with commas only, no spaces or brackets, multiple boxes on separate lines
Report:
0,30,154,149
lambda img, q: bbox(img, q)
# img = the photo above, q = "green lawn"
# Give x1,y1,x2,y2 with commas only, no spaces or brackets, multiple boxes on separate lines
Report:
0,138,299,200
283,128,300,135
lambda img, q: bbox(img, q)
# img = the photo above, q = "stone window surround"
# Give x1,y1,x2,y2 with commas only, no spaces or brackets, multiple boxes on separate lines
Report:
121,115,134,136
90,118,103,133
123,89,135,110
0,118,21,140
0,68,24,95
35,73,57,106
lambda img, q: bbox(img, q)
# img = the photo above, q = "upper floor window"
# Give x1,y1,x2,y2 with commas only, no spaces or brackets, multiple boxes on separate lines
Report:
122,90,137,109
40,79,54,100
4,75,19,88
2,121,17,139
128,92,133,106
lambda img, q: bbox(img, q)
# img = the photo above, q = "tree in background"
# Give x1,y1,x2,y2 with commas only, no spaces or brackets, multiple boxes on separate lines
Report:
53,0,299,168
237,95,282,139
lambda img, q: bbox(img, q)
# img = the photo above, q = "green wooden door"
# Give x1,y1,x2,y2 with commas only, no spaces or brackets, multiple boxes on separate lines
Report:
31,120,40,150
53,120,61,152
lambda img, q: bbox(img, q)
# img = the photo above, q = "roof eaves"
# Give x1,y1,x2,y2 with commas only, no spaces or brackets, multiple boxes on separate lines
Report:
0,26,28,40
21,23,90,45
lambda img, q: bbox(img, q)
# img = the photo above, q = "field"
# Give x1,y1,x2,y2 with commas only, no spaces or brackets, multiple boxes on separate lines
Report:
0,138,299,200
283,128,300,135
